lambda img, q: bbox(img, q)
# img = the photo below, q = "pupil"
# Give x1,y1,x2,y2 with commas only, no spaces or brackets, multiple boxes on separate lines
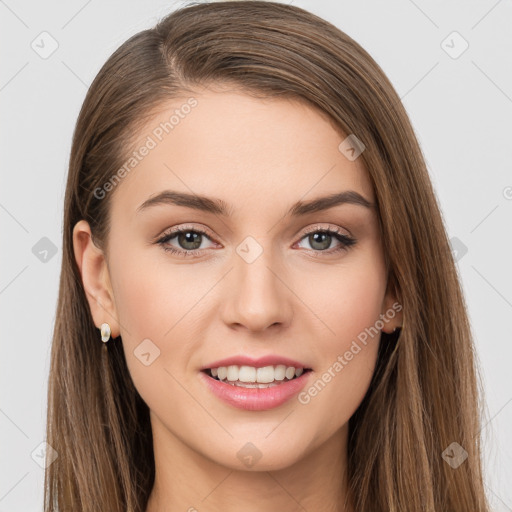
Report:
310,232,331,250
179,231,201,250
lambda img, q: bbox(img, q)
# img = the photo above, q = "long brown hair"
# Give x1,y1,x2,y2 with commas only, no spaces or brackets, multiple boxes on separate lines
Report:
45,1,490,510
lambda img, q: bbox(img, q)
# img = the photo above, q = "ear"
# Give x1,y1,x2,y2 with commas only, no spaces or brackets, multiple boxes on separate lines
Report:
380,273,403,334
72,220,120,338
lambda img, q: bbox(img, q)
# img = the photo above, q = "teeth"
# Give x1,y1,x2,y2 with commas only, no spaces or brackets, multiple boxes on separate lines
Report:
256,366,275,383
232,381,279,389
227,365,239,381
207,364,307,384
239,366,256,382
274,365,286,381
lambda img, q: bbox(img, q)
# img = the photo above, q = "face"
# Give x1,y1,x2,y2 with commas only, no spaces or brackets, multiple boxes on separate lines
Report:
75,86,401,472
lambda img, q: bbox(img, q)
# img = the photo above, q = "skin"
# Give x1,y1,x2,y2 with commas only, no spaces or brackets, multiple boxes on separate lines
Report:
73,85,402,512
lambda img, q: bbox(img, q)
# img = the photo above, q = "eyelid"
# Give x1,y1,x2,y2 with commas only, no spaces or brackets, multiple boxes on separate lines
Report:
156,222,351,242
298,223,352,239
155,223,218,243
156,222,355,256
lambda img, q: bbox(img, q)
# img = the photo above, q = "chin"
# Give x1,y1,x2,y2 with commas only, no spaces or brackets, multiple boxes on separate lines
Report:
202,435,310,472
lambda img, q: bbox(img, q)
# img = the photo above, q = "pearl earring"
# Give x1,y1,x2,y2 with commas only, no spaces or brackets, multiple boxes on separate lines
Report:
100,323,111,343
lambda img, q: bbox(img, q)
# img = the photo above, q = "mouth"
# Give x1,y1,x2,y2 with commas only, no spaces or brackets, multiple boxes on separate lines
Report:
201,365,313,388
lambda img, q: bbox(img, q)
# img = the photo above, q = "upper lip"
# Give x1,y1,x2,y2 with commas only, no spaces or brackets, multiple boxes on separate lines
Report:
200,355,312,371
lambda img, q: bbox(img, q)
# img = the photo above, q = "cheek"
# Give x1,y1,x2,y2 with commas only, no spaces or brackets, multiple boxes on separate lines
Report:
110,240,192,339
328,268,385,345
108,244,215,408
107,246,183,392
300,248,387,351
294,251,386,426
111,251,162,337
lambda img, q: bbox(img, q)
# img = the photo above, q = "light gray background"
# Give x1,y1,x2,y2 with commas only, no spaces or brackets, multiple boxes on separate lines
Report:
1,0,511,510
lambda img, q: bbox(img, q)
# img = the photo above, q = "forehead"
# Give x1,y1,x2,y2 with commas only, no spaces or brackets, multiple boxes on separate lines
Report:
109,87,374,221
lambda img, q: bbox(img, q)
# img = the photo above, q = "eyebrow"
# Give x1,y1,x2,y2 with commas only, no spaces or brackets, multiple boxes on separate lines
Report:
136,189,374,217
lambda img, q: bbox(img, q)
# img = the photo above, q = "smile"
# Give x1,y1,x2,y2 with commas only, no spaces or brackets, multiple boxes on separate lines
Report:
199,366,313,411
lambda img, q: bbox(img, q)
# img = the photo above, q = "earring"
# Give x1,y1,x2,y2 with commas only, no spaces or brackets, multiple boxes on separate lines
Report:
100,322,111,343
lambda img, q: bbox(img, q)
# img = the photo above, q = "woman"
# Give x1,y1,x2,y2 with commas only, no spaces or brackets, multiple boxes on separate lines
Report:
44,1,490,510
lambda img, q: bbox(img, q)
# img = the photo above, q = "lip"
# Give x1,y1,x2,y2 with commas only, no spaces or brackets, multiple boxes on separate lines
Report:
200,355,312,371
199,369,313,411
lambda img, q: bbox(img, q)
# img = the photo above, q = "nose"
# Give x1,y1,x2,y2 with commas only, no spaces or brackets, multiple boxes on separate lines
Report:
220,243,294,333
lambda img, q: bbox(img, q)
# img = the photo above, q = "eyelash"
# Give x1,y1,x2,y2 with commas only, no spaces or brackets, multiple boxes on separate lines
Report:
155,224,356,259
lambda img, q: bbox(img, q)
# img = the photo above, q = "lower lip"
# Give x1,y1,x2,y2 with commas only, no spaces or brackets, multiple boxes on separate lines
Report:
199,370,312,411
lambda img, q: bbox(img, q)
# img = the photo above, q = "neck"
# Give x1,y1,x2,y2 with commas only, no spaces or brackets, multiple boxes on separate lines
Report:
145,411,354,512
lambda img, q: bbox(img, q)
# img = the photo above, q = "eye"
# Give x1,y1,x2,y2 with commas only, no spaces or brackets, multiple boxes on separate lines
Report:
156,225,217,257
155,224,356,258
295,225,356,256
